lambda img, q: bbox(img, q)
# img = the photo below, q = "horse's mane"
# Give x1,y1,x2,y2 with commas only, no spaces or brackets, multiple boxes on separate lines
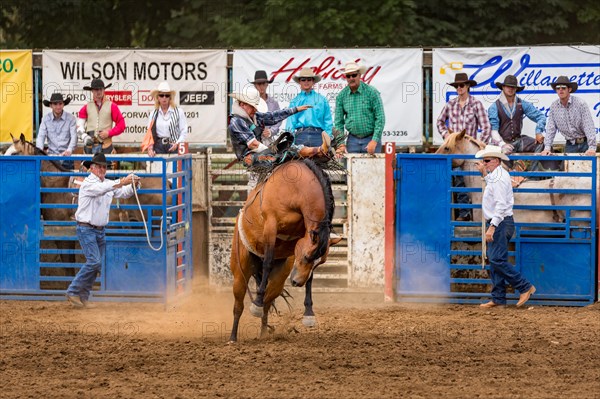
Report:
301,159,334,263
31,144,71,172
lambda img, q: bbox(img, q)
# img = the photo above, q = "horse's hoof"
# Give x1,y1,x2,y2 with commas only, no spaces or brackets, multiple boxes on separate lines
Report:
227,340,236,345
250,303,264,318
302,315,317,327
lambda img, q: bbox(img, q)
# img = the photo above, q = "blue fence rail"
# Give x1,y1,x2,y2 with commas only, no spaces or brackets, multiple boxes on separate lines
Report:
0,154,193,303
394,153,597,306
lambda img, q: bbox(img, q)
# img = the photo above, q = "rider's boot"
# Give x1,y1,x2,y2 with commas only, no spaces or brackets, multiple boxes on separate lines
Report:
298,132,332,158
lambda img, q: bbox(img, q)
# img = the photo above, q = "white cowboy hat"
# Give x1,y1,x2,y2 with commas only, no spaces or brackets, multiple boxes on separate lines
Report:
150,81,176,98
292,68,322,84
475,145,510,161
229,87,268,113
341,61,367,75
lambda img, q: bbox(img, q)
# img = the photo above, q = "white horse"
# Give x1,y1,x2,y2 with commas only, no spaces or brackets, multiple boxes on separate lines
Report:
436,130,593,227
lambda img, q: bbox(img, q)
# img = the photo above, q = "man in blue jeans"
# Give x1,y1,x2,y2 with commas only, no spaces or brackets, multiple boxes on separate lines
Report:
475,145,536,308
65,153,140,308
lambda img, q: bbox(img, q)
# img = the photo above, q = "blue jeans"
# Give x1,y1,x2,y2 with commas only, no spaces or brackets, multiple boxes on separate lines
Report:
564,138,589,153
67,225,105,301
294,128,324,147
486,216,532,305
346,134,381,154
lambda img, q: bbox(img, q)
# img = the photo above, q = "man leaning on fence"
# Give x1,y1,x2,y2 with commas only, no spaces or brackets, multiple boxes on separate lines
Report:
36,93,77,170
334,61,385,156
541,76,597,156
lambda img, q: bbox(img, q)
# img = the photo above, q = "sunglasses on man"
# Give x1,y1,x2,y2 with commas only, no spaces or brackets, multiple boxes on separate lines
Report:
158,94,171,98
299,78,314,82
555,85,568,90
345,73,359,79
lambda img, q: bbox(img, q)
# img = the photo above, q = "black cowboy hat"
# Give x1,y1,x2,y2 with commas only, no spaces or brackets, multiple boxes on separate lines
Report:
83,79,112,91
83,152,108,169
550,75,578,93
249,70,274,84
448,72,477,88
495,75,525,92
43,93,72,107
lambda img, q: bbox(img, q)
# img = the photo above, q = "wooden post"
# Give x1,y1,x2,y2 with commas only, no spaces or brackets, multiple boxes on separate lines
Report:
384,142,396,302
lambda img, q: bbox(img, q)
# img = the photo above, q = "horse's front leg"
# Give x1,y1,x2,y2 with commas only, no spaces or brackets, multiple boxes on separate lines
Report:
260,303,274,338
303,274,317,327
250,217,277,318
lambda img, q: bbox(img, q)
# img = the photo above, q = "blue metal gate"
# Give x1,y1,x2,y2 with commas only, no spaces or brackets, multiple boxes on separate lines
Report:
0,154,193,303
394,153,597,306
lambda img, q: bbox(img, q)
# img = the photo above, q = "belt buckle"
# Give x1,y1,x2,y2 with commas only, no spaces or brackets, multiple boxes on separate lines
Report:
161,138,170,145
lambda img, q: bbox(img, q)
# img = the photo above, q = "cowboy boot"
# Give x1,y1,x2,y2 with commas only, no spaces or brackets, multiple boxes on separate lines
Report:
297,133,332,158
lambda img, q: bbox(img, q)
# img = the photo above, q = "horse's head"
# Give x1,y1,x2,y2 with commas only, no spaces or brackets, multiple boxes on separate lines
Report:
9,133,36,155
435,130,482,168
290,231,340,287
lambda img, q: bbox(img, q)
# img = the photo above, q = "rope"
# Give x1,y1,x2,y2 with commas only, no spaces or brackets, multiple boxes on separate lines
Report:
481,177,487,270
132,182,164,251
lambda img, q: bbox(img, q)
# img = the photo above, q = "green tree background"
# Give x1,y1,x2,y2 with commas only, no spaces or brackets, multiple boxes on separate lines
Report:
2,0,599,48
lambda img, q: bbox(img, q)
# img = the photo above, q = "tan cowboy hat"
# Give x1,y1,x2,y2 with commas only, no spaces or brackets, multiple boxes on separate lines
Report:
448,73,477,88
495,75,525,92
229,87,268,113
475,145,510,161
550,75,578,93
150,81,176,99
341,61,367,75
292,68,322,84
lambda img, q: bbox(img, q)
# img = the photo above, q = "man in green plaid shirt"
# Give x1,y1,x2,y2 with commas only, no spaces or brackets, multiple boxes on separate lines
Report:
334,62,386,155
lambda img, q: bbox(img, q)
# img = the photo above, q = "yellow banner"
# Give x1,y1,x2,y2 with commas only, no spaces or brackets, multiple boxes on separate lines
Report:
0,50,33,143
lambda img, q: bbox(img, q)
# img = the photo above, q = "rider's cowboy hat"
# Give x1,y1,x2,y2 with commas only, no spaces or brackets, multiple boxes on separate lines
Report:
495,75,525,92
249,70,274,84
341,61,367,75
150,81,176,99
550,75,578,93
292,68,322,84
83,79,112,90
448,73,477,88
43,93,71,107
83,152,108,169
475,145,510,162
229,87,268,113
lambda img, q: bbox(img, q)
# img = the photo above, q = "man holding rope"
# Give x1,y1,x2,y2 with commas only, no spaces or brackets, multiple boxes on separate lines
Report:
66,153,140,308
475,145,536,308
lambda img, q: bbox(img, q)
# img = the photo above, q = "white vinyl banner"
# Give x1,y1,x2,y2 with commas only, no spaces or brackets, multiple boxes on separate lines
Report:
233,49,423,145
432,46,600,145
42,50,228,145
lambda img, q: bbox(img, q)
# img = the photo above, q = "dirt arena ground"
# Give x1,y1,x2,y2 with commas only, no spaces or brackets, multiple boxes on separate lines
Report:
1,282,599,399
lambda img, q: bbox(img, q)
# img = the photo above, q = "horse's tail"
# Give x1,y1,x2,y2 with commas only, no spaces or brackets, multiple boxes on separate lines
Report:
302,159,334,262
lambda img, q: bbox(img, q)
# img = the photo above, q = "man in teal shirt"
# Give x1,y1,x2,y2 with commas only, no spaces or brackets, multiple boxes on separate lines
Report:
334,62,385,155
286,68,333,147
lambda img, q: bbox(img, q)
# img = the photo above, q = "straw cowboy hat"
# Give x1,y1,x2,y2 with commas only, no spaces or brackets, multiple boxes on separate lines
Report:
550,75,578,93
43,93,71,107
341,61,367,75
150,81,176,99
229,87,268,113
475,145,510,161
82,152,108,169
495,75,525,92
249,70,274,84
448,73,477,88
83,79,112,90
292,68,322,84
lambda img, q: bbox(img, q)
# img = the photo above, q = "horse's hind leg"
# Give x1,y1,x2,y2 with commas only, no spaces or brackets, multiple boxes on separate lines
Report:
260,257,294,338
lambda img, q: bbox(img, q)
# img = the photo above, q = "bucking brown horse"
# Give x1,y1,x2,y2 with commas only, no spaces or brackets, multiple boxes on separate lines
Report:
229,159,339,342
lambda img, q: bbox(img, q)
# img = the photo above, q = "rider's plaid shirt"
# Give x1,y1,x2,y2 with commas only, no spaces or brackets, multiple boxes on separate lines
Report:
544,95,596,151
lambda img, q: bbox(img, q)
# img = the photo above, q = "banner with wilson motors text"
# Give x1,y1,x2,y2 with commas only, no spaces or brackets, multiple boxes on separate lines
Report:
42,49,228,145
432,46,600,145
233,49,423,145
0,50,33,143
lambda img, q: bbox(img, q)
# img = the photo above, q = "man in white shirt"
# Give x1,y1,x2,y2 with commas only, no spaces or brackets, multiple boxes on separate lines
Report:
475,145,536,308
65,153,140,308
